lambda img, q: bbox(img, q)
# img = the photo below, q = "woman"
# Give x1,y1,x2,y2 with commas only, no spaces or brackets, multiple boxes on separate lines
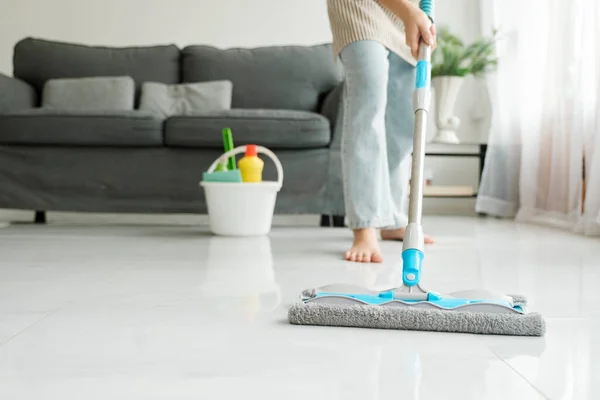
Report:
327,0,437,263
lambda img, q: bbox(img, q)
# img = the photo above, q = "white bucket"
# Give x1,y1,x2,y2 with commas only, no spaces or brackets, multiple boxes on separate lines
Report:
200,145,284,236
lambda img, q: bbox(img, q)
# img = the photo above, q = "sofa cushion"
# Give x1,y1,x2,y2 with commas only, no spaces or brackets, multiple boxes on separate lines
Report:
0,109,163,147
0,73,37,112
181,44,343,111
139,80,233,118
164,109,331,149
42,76,136,111
13,38,180,103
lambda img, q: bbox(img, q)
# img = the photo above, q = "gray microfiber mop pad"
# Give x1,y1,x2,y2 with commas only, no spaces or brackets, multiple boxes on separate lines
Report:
288,295,546,336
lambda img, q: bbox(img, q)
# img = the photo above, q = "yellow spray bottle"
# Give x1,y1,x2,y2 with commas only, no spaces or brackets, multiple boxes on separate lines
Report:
238,144,264,183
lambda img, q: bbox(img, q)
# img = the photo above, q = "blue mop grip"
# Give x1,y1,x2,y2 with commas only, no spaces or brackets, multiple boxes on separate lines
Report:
415,0,435,90
415,61,431,89
402,249,424,286
419,0,435,21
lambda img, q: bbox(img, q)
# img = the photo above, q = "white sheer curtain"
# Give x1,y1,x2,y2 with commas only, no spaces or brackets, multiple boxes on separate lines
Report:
477,0,600,237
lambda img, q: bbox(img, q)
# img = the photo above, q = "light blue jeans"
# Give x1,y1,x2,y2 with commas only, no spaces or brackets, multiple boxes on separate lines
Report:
337,40,415,229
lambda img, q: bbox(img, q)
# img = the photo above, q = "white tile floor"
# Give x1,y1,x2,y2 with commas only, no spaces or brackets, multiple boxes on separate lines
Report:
0,215,598,399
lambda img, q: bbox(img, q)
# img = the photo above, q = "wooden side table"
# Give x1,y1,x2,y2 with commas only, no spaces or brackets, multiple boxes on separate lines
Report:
422,143,487,198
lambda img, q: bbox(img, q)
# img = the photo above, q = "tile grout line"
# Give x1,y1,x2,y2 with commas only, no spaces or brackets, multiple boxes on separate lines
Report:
0,302,73,348
490,348,551,400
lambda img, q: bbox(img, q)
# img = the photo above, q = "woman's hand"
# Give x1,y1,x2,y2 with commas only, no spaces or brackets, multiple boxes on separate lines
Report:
381,0,437,59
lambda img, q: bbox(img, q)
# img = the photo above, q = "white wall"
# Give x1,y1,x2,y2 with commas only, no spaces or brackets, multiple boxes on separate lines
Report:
0,0,332,74
432,0,489,145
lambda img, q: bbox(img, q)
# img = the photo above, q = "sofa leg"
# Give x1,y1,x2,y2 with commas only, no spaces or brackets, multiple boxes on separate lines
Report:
320,214,345,228
34,211,46,224
332,215,345,227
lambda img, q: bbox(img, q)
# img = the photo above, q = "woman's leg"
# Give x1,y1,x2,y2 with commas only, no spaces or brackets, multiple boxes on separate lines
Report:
380,51,434,243
338,40,402,262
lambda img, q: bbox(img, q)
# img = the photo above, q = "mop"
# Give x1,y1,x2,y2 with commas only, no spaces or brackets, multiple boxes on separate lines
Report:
288,0,546,336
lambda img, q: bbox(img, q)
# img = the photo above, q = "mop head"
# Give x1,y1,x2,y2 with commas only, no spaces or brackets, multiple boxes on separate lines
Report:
288,287,546,336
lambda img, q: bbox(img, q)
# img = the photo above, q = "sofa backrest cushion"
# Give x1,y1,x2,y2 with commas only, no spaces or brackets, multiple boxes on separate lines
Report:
13,38,180,103
181,44,342,111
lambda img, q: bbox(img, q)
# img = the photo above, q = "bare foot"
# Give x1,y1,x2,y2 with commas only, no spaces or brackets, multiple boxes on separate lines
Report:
380,227,435,244
344,228,384,263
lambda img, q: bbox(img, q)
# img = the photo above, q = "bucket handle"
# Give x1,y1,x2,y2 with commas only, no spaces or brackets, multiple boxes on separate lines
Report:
207,145,284,188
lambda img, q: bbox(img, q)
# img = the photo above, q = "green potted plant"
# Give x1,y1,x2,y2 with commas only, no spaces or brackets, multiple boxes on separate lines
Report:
430,26,498,144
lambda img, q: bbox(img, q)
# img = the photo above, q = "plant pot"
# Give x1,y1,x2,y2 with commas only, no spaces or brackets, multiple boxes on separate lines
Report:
432,76,463,144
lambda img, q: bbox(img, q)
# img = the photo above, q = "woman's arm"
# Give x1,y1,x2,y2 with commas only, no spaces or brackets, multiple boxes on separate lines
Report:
378,0,436,58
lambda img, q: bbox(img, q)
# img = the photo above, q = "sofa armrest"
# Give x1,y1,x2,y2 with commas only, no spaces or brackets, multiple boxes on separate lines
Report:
320,83,343,149
0,73,37,112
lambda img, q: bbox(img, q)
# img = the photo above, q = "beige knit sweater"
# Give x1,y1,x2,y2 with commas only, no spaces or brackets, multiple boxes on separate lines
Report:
327,0,417,65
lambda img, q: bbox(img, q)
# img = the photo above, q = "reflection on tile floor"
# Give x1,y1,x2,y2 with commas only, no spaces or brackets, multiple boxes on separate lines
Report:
0,216,597,399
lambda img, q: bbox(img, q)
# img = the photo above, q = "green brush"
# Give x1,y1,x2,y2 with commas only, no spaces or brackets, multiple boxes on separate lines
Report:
222,127,236,171
201,127,243,182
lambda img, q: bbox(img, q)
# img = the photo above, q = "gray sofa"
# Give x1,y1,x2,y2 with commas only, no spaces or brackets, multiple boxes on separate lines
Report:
0,38,346,225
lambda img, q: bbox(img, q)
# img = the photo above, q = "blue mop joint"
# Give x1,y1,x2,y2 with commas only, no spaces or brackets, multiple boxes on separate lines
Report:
287,0,546,337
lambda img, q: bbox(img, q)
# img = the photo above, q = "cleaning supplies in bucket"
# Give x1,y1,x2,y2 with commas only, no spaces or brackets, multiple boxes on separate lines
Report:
200,144,284,236
202,127,243,183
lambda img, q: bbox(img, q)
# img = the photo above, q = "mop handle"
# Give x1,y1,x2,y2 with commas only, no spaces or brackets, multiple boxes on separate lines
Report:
408,1,434,226
401,0,434,287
